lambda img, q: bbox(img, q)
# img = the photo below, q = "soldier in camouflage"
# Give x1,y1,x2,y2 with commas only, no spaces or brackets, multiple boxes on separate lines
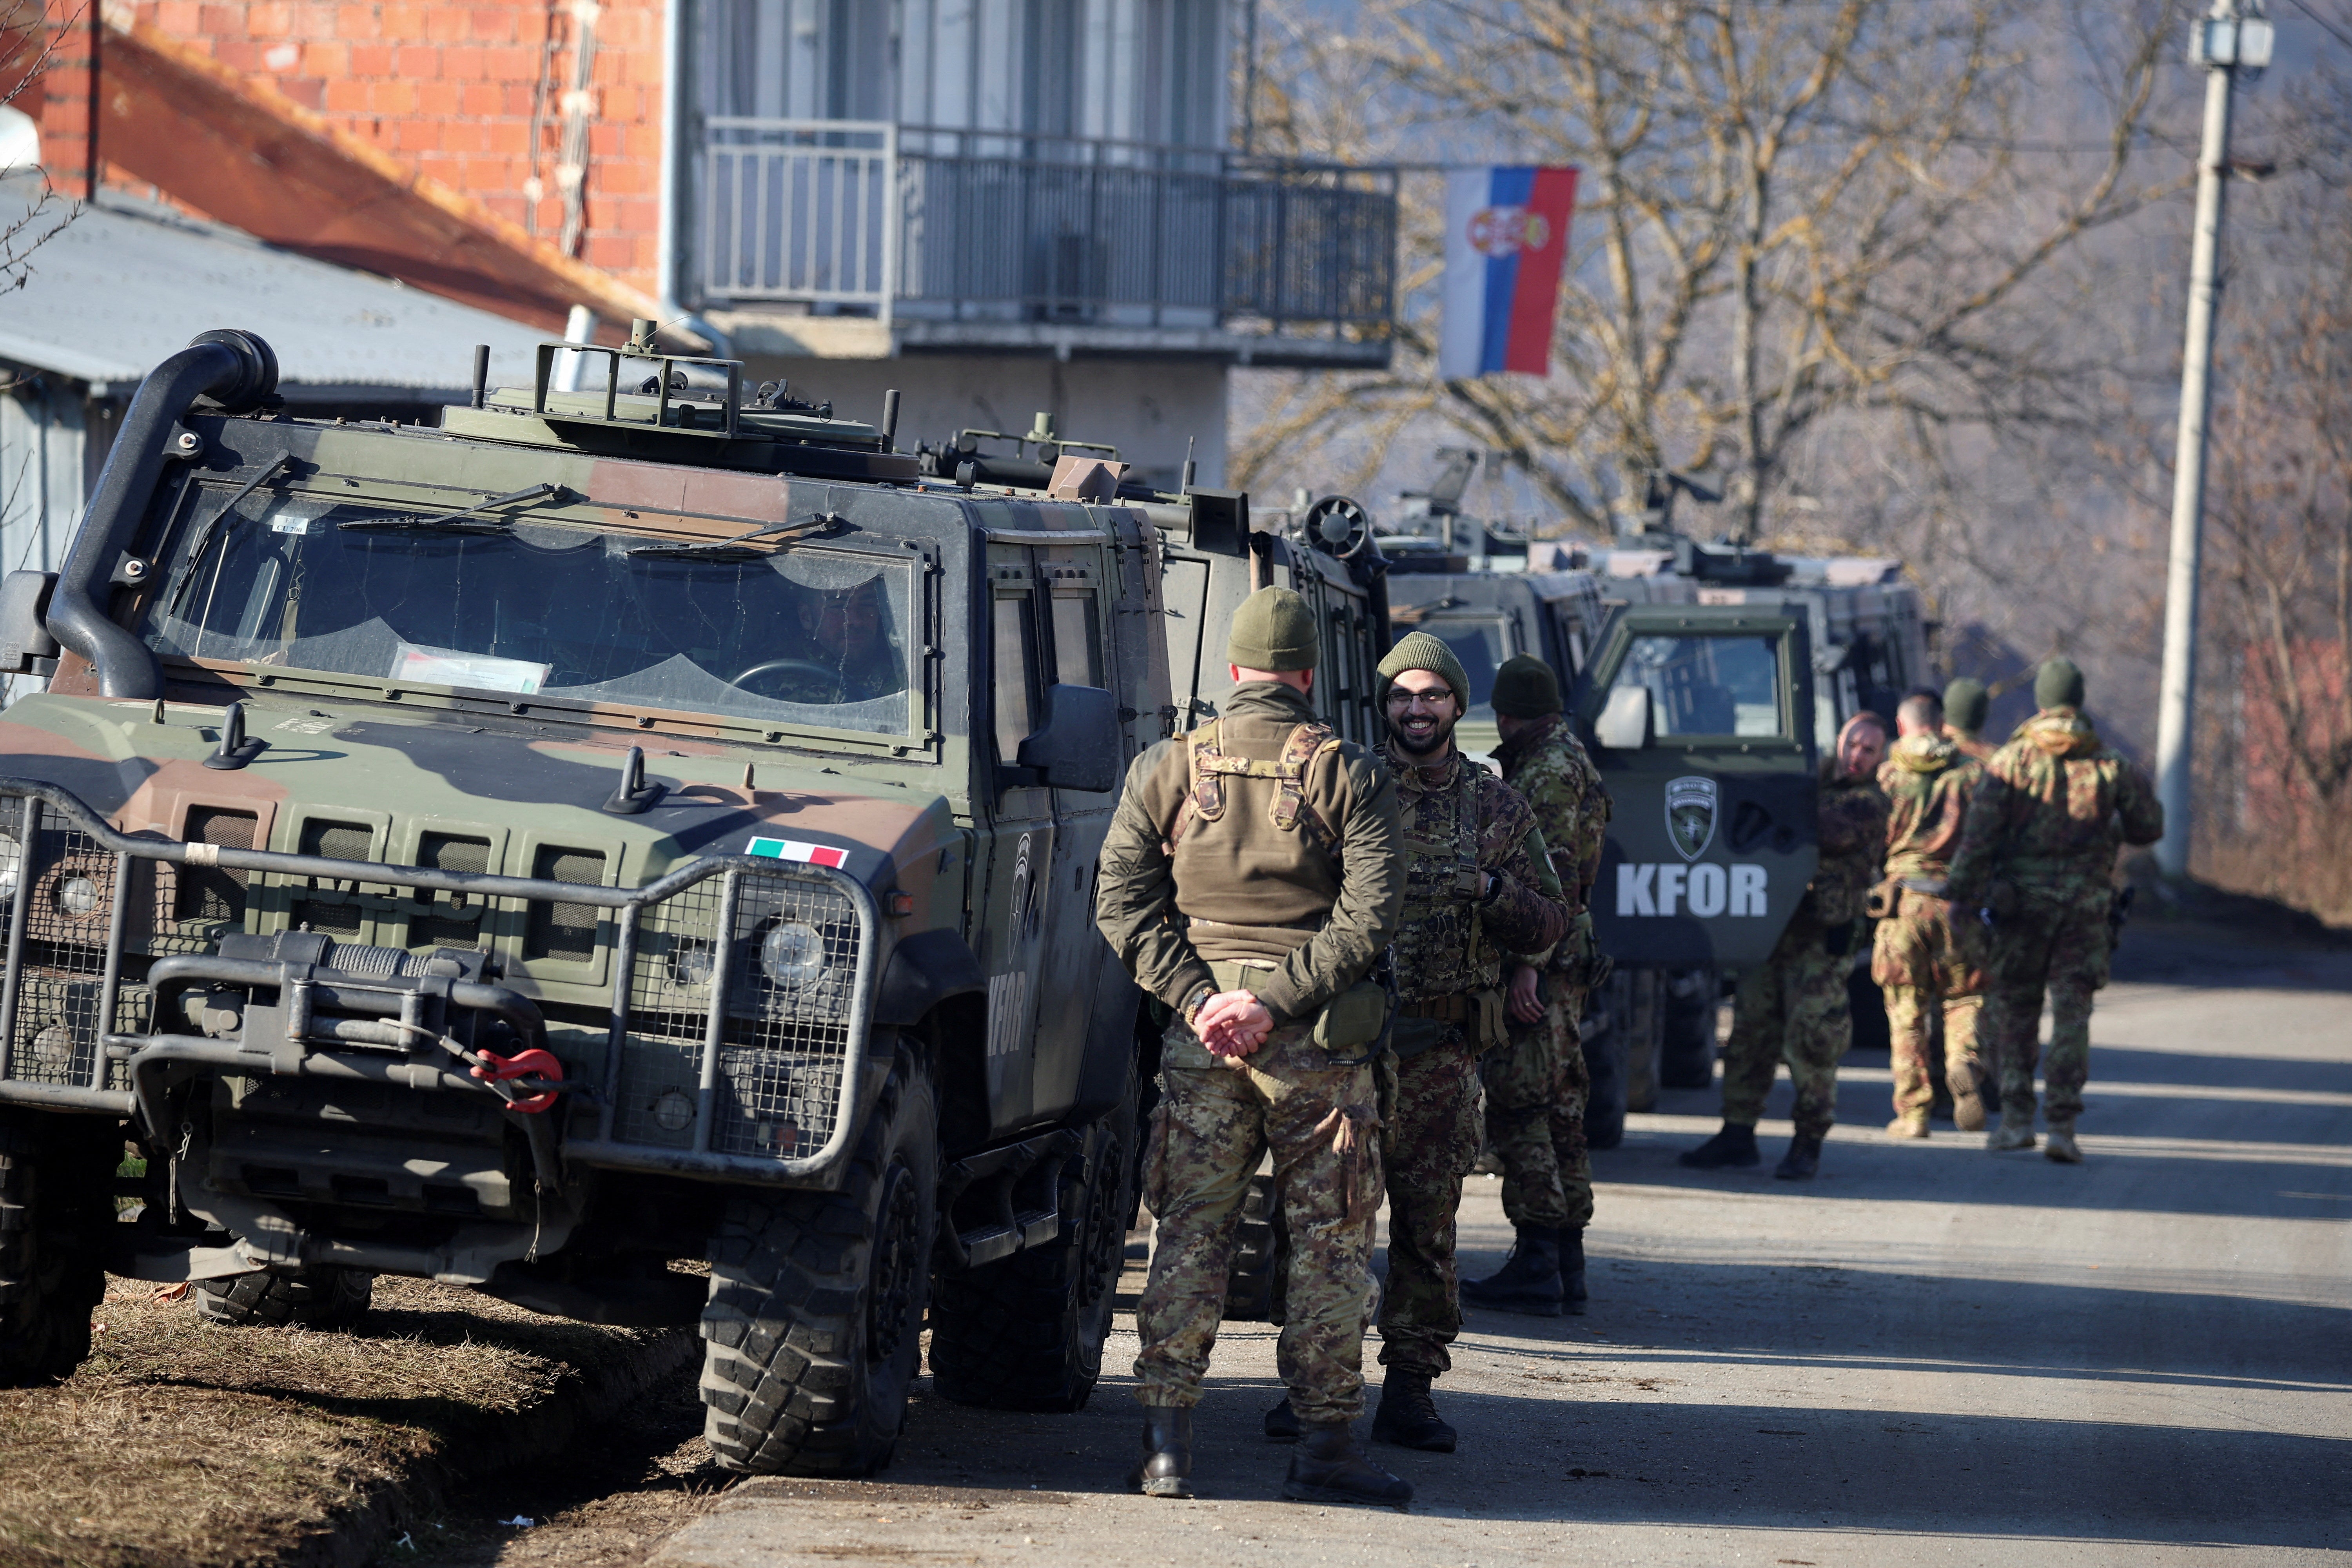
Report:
1943,658,2163,1163
1875,690,1992,1139
1094,586,1413,1508
1682,712,1891,1180
1461,653,1610,1318
1368,633,1568,1453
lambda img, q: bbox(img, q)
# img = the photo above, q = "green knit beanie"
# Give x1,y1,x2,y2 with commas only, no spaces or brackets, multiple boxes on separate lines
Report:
1943,677,1989,735
1377,631,1470,710
1489,653,1562,718
1225,586,1319,671
2034,657,2085,711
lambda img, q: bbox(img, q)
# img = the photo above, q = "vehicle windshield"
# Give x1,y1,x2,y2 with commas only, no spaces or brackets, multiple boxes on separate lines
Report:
1391,612,1514,719
1612,634,1784,738
139,486,915,735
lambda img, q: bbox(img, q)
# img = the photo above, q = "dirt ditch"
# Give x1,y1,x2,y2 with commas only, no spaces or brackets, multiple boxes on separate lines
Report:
0,1274,706,1568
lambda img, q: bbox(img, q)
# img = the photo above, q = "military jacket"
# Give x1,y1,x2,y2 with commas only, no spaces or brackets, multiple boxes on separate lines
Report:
1096,682,1405,1024
1377,743,1569,1004
1943,724,1996,763
1947,707,2163,902
1877,733,1983,882
1793,767,1890,935
1492,714,1611,912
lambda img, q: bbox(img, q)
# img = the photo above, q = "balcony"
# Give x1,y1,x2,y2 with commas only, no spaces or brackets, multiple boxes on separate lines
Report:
687,121,1397,368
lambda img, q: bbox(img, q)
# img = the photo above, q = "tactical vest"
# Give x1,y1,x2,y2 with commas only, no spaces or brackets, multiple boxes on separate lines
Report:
1396,760,1495,999
1168,717,1343,853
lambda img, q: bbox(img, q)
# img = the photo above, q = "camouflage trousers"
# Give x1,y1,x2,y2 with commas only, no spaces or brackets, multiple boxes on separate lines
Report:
1134,1015,1382,1422
1981,886,2114,1128
1871,890,1988,1120
1480,987,1592,1230
1376,1036,1484,1380
1720,926,1850,1141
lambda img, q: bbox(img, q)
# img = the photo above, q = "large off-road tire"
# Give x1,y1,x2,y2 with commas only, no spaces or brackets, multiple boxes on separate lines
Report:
0,1114,117,1385
700,1045,938,1475
1583,972,1632,1151
1219,1172,1280,1321
1659,967,1720,1089
929,1074,1140,1412
195,1267,374,1331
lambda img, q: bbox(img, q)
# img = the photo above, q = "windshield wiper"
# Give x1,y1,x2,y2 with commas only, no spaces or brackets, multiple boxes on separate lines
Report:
163,454,294,619
337,482,573,535
623,510,849,563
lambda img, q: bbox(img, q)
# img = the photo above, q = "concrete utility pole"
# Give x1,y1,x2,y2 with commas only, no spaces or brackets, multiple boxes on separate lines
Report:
2154,0,2274,879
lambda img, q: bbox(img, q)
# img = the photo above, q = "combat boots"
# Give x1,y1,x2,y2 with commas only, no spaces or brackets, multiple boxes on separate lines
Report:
1372,1370,1457,1452
1281,1421,1414,1509
1263,1396,1301,1441
1561,1225,1588,1316
1459,1225,1563,1317
1773,1132,1822,1180
2044,1124,2083,1163
1886,1112,1931,1140
1951,1074,1988,1132
1131,1407,1193,1498
1987,1107,2037,1152
1678,1121,1761,1169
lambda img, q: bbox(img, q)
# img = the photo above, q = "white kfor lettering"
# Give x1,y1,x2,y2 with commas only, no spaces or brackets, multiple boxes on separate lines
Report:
1617,862,1656,916
1616,863,1770,916
1687,862,1727,917
1729,863,1768,916
1656,864,1687,916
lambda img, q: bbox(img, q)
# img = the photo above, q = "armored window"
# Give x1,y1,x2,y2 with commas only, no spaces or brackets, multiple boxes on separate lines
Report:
1612,635,1786,739
1049,590,1100,688
993,591,1040,764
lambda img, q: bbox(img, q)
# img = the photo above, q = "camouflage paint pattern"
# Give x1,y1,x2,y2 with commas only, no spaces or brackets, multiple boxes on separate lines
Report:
1481,991,1591,1229
1375,1037,1483,1378
1134,1015,1381,1419
1490,714,1611,922
1719,919,1855,1141
1947,708,2163,1129
1794,770,1892,936
1875,734,1989,1120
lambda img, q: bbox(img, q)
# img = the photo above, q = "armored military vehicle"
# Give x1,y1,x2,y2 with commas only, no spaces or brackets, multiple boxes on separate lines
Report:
0,323,1360,1475
1383,486,1930,1138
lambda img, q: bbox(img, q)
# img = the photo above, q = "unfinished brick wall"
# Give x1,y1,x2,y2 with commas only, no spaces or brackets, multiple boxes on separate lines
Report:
104,0,664,289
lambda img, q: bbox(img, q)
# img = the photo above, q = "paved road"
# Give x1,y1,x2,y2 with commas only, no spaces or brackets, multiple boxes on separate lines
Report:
650,928,2351,1567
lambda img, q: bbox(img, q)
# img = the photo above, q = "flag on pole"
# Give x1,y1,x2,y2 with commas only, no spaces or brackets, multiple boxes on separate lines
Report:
1439,166,1579,380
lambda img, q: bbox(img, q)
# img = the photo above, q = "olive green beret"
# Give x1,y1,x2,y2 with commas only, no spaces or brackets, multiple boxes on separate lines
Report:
1943,676,1989,735
1377,631,1470,710
1226,586,1319,671
2035,657,2085,711
1490,653,1562,718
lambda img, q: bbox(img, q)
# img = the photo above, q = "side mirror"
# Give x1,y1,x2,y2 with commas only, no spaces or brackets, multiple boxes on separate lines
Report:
0,571,60,677
1595,684,1652,750
1017,683,1121,792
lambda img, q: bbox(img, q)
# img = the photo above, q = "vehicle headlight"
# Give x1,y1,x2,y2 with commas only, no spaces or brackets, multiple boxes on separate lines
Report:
58,875,100,917
760,920,825,987
668,938,714,989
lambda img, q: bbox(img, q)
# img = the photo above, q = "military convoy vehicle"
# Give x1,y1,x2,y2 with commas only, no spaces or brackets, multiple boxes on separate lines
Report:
0,323,1384,1475
1381,496,1931,1138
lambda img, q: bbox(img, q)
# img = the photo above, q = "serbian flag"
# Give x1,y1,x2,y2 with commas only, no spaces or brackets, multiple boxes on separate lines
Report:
1438,166,1578,380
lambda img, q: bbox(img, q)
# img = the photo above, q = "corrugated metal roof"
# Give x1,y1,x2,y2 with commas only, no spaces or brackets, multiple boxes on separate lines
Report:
0,177,558,395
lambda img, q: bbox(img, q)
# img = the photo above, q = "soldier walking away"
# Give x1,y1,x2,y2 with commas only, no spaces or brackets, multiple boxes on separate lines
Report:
1874,691,1992,1139
1944,677,1997,762
1461,654,1612,1318
1095,586,1414,1508
1681,712,1891,1180
1366,633,1568,1452
1943,658,2163,1164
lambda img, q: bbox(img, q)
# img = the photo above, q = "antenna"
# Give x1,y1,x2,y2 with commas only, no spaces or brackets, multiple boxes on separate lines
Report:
1181,436,1197,492
470,345,490,410
880,388,900,454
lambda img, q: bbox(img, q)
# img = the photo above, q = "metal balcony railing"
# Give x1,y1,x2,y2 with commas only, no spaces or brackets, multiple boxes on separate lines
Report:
695,120,1397,340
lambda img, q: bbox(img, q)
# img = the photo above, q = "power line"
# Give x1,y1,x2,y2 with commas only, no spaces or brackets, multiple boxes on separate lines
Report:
2278,0,2352,55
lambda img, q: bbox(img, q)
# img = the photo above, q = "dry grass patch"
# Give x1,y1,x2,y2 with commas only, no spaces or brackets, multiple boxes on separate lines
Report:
0,1275,691,1568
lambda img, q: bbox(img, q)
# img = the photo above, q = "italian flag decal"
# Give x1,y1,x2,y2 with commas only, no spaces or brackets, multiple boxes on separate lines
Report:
747,837,849,869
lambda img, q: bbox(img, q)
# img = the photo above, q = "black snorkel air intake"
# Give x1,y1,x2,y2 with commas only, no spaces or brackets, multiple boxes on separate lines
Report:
46,329,278,699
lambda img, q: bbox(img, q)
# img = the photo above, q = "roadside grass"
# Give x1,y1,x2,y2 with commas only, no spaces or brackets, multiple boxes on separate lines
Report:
0,1274,693,1568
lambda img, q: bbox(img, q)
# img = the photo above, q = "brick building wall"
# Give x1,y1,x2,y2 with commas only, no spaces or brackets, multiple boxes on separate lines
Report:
76,0,665,290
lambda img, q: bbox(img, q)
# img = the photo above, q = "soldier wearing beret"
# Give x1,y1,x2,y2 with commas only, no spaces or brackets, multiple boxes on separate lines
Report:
1461,654,1612,1317
1095,586,1414,1507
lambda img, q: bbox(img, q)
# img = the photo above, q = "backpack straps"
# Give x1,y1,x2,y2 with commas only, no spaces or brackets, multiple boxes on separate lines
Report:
1166,719,1342,849
1166,719,1223,848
